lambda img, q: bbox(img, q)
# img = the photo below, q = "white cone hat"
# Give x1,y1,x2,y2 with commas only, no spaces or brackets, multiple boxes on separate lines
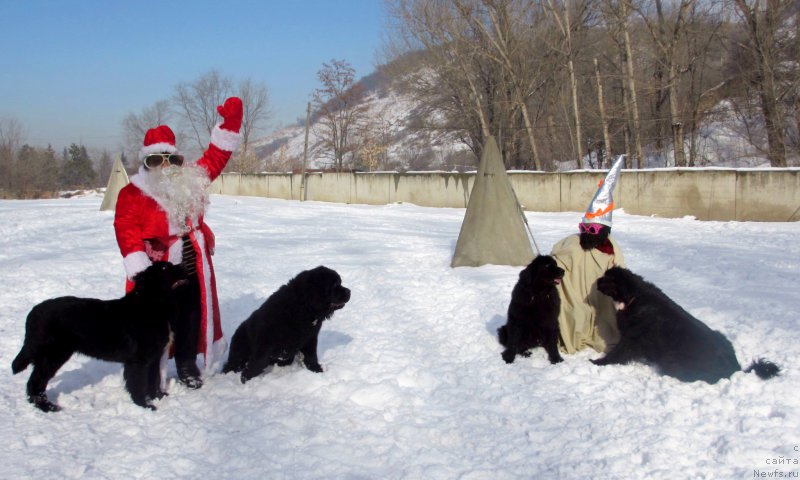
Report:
582,155,624,227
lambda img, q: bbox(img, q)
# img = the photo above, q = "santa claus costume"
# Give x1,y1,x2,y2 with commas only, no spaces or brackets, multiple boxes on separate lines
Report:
114,97,242,386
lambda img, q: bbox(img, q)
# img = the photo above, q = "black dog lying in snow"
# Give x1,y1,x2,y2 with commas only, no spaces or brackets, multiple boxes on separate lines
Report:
12,262,188,412
223,266,351,383
592,266,779,383
498,255,565,364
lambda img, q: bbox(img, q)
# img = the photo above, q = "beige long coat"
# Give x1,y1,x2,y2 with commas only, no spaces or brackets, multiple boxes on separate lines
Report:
551,234,625,354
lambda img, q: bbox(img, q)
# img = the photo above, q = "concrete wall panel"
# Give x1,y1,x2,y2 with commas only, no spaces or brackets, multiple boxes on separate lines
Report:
211,168,800,222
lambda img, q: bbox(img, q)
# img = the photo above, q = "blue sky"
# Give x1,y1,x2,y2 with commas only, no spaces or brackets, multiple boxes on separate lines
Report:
0,1,386,152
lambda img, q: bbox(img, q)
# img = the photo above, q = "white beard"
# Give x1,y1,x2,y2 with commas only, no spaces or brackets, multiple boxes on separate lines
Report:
137,164,210,231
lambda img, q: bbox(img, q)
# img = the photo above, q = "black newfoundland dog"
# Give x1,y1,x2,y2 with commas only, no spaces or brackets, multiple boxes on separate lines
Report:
498,255,565,364
592,266,780,383
11,262,188,412
223,266,351,383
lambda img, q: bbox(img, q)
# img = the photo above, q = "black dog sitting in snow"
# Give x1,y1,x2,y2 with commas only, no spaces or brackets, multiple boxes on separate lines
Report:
223,266,350,383
592,266,779,383
12,262,188,412
498,255,565,364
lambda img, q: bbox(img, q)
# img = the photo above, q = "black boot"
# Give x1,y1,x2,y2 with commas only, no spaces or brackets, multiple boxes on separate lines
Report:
177,361,203,389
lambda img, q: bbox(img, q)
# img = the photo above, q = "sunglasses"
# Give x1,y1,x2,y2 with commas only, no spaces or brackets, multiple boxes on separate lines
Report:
578,223,604,235
143,153,184,169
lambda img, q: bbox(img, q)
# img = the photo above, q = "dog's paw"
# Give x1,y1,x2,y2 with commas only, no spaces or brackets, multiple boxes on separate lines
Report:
30,394,62,413
590,358,604,366
133,398,158,411
501,351,516,364
549,356,564,364
306,363,324,373
151,390,169,400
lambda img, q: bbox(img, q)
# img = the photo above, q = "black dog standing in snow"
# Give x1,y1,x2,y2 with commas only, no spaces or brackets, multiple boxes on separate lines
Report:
592,266,779,383
498,255,565,364
223,266,350,383
12,262,188,412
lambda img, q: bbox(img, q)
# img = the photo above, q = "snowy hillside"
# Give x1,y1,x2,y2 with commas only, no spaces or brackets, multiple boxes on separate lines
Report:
252,81,470,172
254,74,785,172
1,193,799,479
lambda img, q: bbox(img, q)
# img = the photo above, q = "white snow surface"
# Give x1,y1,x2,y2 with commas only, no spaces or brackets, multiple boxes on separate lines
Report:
1,193,799,479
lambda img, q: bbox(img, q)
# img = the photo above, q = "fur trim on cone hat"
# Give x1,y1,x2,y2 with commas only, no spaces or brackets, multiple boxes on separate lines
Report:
583,155,625,227
139,125,180,161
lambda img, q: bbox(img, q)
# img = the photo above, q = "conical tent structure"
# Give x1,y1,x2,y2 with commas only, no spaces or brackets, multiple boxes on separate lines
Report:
451,136,534,268
99,156,130,211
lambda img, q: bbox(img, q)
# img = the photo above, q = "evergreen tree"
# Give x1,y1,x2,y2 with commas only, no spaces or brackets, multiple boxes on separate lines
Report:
60,143,96,189
37,145,59,194
12,145,59,198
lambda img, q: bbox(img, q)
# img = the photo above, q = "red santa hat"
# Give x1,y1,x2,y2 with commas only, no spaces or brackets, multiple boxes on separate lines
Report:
139,125,180,161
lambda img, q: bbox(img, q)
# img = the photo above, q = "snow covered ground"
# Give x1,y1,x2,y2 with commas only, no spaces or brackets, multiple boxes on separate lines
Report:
1,193,798,479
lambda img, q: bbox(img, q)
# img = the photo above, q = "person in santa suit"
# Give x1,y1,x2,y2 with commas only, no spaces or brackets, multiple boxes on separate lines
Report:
114,97,242,389
551,156,626,356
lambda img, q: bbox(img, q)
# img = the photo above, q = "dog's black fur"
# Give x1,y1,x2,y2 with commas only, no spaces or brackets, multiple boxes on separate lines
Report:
223,266,350,383
11,262,188,412
498,255,565,364
592,266,780,383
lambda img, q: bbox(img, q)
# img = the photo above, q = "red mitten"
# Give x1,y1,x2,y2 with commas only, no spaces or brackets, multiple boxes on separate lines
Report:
217,97,243,132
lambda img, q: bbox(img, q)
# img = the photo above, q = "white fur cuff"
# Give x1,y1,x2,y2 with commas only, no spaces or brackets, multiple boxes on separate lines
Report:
211,123,242,152
123,251,152,280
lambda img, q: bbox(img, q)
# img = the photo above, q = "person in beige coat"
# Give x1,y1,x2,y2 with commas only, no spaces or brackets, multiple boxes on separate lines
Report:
552,156,626,354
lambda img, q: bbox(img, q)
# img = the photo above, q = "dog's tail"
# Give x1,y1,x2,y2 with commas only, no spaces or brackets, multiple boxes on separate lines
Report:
11,346,31,374
497,325,508,347
744,359,780,380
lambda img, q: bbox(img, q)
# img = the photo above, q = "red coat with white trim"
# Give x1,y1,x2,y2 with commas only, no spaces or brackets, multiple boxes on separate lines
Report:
114,125,241,368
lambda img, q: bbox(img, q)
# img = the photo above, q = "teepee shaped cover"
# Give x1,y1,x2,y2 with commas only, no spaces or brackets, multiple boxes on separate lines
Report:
582,155,624,227
99,156,130,212
451,136,533,267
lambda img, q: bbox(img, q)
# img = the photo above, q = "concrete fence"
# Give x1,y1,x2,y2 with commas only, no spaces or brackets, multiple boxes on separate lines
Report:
209,169,800,222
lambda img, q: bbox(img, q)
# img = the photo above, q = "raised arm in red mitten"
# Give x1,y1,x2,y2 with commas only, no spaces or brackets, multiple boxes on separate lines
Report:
199,96,243,178
217,97,243,133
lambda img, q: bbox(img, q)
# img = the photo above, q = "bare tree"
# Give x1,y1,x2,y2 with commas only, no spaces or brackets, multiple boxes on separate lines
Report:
0,118,26,194
173,69,234,154
453,0,552,169
682,2,728,166
121,100,172,163
312,59,368,171
633,0,696,166
730,0,793,167
386,0,493,157
604,0,645,168
236,78,271,172
387,0,541,167
172,70,273,172
546,0,594,168
594,57,614,167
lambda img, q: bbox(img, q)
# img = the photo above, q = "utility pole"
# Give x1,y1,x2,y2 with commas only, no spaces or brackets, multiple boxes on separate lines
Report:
300,102,311,201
